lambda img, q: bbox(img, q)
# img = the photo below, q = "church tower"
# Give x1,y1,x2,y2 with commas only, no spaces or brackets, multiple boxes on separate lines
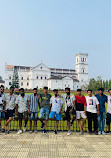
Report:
76,53,88,89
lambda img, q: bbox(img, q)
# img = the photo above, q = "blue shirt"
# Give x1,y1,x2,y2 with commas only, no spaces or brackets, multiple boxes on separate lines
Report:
29,94,39,112
95,94,107,112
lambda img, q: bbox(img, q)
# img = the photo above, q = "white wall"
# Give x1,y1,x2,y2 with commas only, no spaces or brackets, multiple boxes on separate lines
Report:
75,53,88,89
48,79,62,90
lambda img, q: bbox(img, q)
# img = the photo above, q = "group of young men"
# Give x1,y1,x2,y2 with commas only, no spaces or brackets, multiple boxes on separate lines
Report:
0,85,111,135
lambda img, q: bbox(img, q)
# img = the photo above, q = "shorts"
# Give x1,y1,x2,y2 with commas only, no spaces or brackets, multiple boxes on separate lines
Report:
49,111,61,121
39,108,49,120
76,111,86,120
0,111,5,119
18,111,28,120
64,107,76,120
30,112,38,121
5,109,15,120
106,113,111,125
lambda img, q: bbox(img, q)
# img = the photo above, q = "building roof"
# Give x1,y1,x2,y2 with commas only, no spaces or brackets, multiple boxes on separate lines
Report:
48,76,63,80
6,64,76,72
76,53,88,56
6,65,32,70
50,68,75,72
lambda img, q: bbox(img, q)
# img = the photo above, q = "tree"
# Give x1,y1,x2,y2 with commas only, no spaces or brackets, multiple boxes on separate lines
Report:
102,80,106,90
12,66,19,88
88,78,96,91
105,80,109,90
108,79,111,89
96,76,102,90
88,76,103,91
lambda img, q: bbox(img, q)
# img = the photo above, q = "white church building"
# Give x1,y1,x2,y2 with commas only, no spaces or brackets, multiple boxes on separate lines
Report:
5,53,88,90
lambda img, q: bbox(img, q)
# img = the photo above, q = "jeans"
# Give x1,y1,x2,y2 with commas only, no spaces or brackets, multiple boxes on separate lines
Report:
39,108,49,120
98,111,105,132
87,111,98,132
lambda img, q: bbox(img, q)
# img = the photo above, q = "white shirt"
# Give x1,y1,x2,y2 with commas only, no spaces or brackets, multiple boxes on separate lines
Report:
5,93,16,110
62,94,75,112
15,94,29,113
107,95,111,114
50,96,63,114
86,96,99,113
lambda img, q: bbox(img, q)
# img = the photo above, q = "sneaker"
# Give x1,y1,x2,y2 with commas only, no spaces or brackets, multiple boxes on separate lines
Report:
23,127,26,132
67,130,71,136
41,123,45,129
102,131,105,135
94,131,98,135
54,130,57,134
43,129,47,134
98,131,101,135
6,130,10,134
1,128,5,133
29,130,33,134
106,131,110,134
34,130,37,133
88,131,92,135
17,130,22,134
79,131,83,135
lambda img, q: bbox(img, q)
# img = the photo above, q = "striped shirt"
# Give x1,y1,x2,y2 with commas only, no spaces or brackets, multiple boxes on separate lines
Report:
29,94,39,112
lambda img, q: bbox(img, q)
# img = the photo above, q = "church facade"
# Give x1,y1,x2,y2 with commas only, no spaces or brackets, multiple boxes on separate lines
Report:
5,53,88,90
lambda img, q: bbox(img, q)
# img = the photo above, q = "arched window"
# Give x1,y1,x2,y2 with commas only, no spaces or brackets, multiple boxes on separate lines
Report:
37,76,38,79
41,76,42,80
83,69,84,73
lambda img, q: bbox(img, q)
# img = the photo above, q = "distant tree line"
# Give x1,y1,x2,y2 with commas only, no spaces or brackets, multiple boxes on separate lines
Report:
88,76,111,91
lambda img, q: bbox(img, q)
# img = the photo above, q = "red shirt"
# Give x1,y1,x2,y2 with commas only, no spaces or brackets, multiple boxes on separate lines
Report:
75,95,87,111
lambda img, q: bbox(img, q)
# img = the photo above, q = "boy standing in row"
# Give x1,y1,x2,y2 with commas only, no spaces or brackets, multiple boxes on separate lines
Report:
2,86,16,134
86,90,99,135
62,87,76,135
29,88,40,133
39,87,51,133
75,89,87,135
95,88,107,135
16,88,30,134
49,89,63,134
106,89,111,133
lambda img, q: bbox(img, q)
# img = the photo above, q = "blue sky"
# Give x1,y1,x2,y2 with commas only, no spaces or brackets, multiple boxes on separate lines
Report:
0,0,111,80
